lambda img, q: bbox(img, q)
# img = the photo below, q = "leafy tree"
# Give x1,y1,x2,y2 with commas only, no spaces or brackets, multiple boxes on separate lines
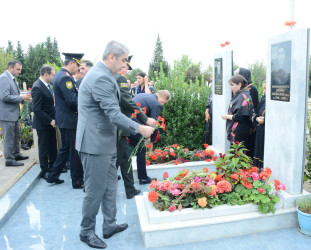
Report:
174,54,192,72
0,48,14,73
126,68,143,83
6,41,14,55
184,63,202,84
248,60,266,88
148,34,169,80
15,41,25,65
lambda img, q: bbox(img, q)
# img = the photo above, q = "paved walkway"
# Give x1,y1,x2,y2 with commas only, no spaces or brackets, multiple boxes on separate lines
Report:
1,163,311,249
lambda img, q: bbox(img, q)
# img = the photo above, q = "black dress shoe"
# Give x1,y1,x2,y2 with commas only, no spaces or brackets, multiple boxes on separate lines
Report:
103,223,128,239
15,155,29,161
80,234,107,249
127,189,141,199
139,177,157,185
73,184,84,189
5,160,24,167
46,178,64,184
40,172,49,180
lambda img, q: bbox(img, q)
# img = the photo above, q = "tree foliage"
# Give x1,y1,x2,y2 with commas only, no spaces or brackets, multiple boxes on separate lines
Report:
248,60,266,87
154,62,210,150
2,37,62,88
148,34,169,80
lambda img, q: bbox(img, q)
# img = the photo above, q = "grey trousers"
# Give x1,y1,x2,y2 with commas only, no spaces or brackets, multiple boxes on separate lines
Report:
0,120,20,161
80,152,118,237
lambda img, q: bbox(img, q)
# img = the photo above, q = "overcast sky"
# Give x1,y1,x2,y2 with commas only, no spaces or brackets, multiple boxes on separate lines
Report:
0,0,310,72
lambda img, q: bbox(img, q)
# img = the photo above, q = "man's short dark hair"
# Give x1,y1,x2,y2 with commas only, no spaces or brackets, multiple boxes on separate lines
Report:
7,60,22,69
40,65,54,76
81,60,93,68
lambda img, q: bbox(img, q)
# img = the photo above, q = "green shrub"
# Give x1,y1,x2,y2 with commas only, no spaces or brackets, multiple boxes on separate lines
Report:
154,63,210,150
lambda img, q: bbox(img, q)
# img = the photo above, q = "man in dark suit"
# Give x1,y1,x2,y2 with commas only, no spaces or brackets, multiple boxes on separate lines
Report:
115,55,157,199
76,41,155,249
0,60,32,167
47,53,84,189
32,65,57,180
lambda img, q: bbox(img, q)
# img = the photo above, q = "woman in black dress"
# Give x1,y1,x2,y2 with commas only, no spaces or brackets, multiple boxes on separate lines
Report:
253,81,266,170
221,75,253,152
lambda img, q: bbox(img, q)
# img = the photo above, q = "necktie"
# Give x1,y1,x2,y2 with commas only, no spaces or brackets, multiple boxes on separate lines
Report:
47,84,53,96
13,78,20,94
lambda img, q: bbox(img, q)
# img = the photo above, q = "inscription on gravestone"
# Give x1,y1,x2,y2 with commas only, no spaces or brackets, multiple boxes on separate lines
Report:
271,41,291,102
214,58,223,95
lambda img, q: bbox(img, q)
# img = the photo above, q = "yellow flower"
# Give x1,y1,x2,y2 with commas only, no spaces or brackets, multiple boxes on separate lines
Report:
198,197,207,208
177,146,180,150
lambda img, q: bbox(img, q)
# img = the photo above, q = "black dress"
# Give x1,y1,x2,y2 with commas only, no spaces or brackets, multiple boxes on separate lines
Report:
253,95,266,170
226,88,253,152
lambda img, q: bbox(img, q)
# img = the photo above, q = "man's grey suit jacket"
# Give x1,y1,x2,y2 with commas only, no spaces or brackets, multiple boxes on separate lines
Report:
76,62,139,155
0,71,22,122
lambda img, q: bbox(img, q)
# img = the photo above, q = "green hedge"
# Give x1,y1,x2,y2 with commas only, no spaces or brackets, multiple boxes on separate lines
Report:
154,63,210,150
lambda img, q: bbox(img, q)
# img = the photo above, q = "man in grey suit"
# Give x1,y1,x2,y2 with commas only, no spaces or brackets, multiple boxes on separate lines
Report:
0,60,32,166
76,41,154,249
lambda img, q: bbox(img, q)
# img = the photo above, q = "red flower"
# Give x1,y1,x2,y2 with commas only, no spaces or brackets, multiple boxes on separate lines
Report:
170,152,176,157
195,153,201,158
203,167,209,173
134,109,140,114
212,156,217,161
206,159,211,162
215,174,222,181
259,171,269,180
225,41,230,45
216,180,232,193
184,148,189,152
250,167,258,173
145,144,152,149
173,144,178,148
174,160,178,165
143,107,147,114
203,144,209,148
154,131,160,143
132,113,137,118
221,43,225,48
146,160,150,166
149,179,158,189
126,137,130,144
209,188,216,197
242,180,253,189
229,174,239,180
148,191,159,203
264,167,272,175
190,182,201,192
150,154,158,160
163,172,169,179
137,102,141,107
163,152,168,157
257,188,264,193
178,203,182,211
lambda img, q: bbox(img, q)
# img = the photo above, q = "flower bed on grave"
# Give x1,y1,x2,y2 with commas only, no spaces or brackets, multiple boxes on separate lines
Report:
147,142,286,214
146,144,218,167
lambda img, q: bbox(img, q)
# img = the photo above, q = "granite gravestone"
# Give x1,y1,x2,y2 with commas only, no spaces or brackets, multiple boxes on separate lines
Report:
212,50,233,154
265,28,310,195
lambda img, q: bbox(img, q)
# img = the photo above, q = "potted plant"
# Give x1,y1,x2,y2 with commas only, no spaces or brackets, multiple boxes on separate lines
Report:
19,123,33,149
297,198,311,236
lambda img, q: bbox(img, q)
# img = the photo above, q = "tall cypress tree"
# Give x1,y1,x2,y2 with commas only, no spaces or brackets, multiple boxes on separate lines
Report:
148,34,169,79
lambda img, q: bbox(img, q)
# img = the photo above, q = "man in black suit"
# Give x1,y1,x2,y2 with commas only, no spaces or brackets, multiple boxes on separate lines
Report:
32,65,57,179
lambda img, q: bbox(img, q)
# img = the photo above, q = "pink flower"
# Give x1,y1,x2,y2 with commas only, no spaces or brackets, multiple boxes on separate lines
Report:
250,172,259,181
170,189,181,196
207,178,215,186
169,204,176,212
163,172,169,179
169,148,174,153
194,177,199,182
159,180,172,192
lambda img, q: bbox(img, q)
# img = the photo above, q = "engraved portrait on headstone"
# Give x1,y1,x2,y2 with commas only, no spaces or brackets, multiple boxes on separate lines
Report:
271,41,291,102
214,58,223,95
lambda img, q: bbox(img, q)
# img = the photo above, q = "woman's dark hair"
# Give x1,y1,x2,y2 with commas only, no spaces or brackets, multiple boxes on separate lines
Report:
229,75,248,89
137,72,146,78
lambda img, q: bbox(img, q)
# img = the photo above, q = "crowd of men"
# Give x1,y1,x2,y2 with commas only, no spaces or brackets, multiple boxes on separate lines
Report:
0,41,170,249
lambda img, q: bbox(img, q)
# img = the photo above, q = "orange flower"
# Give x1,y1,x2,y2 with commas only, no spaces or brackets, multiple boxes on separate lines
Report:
250,167,258,173
203,144,209,148
212,156,217,161
146,160,150,166
206,159,211,162
209,188,216,197
242,180,253,189
184,148,189,152
178,203,182,211
163,152,168,157
195,153,201,158
265,167,272,175
173,144,178,148
148,191,159,203
149,179,158,189
229,174,239,180
181,170,189,178
170,152,176,157
190,182,201,192
145,144,152,149
203,167,209,173
198,197,207,208
174,160,178,165
209,150,215,156
259,171,269,180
